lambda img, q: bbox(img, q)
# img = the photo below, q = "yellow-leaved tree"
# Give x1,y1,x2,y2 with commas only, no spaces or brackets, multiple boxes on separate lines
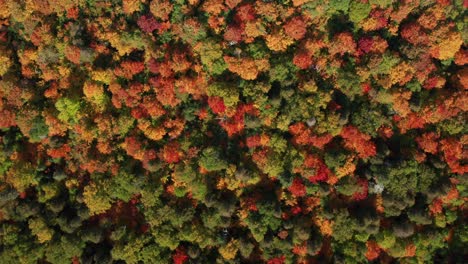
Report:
29,217,54,243
218,239,239,260
83,181,113,215
265,29,294,52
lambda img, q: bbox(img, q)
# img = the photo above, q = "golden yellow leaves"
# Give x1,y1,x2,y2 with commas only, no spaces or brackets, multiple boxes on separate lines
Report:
96,140,112,154
202,0,225,16
106,33,132,57
255,1,280,21
426,24,464,61
103,32,147,57
255,1,294,22
224,56,269,80
0,0,10,19
244,22,265,40
335,157,356,179
0,53,11,76
122,0,142,15
29,218,54,243
91,69,114,85
216,165,242,191
137,119,166,141
299,80,318,93
389,62,414,86
40,0,75,14
83,81,102,97
150,0,173,21
225,0,242,9
314,216,333,236
5,162,38,193
18,48,37,66
22,0,74,15
418,5,446,30
83,81,108,112
304,39,326,55
164,118,185,139
83,182,112,215
218,239,239,260
392,90,412,118
31,24,53,46
26,0,52,15
292,0,312,7
265,29,294,52
41,67,60,82
375,194,384,213
430,31,463,61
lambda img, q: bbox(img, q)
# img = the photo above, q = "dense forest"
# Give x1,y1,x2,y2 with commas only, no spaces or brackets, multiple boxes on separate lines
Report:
0,0,466,263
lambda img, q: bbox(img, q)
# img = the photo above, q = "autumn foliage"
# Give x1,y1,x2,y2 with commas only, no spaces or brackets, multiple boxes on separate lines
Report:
0,1,465,263
340,126,377,159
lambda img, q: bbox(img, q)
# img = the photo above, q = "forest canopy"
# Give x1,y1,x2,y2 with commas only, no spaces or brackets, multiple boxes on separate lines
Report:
0,0,467,263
